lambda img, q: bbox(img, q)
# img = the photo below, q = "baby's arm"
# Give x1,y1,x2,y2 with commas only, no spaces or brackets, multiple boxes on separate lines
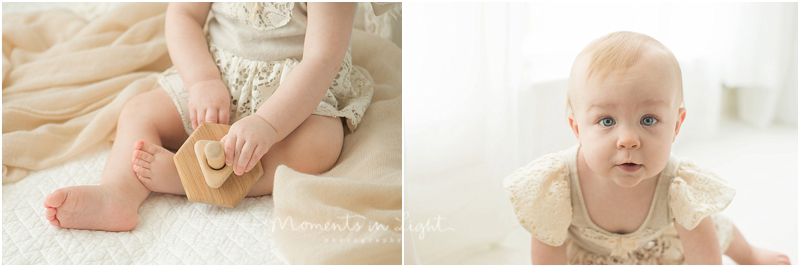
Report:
221,3,355,175
253,2,354,139
165,3,230,129
530,236,567,264
674,216,723,264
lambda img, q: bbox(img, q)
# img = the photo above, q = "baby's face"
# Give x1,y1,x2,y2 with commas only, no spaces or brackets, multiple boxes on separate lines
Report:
569,51,684,187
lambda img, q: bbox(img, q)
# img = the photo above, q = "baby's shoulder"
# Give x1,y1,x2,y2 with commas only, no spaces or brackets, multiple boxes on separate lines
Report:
503,151,572,246
666,157,735,194
503,151,571,197
666,157,736,230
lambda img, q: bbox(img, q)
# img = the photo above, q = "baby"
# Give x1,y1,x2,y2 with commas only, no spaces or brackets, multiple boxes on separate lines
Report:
504,31,790,264
43,3,372,231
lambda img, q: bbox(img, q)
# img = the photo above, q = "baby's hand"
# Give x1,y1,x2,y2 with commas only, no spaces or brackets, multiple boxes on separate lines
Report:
220,114,278,176
188,79,231,130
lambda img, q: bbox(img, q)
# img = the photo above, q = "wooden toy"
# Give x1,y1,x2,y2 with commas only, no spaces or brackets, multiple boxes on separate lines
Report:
194,140,233,188
173,122,264,208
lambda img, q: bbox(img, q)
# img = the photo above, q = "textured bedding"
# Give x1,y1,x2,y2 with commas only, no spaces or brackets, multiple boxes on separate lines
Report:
3,143,284,264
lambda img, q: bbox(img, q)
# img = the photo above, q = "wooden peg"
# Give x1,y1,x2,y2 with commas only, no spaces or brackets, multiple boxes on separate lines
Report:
204,141,226,170
194,140,234,188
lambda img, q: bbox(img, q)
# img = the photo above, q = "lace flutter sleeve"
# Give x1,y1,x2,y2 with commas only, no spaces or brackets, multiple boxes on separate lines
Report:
668,160,736,230
503,154,572,246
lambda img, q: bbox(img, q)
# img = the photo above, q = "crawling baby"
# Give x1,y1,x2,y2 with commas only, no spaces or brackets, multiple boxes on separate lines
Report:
504,31,790,264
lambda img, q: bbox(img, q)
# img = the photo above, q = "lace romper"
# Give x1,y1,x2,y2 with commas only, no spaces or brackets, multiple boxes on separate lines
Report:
158,2,373,135
504,145,736,264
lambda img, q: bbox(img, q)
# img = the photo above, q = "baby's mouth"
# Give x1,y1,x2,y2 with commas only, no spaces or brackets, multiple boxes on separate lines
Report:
616,162,641,172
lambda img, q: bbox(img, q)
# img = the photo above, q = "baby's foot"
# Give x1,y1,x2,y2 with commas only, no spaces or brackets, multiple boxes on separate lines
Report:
132,140,184,195
749,247,791,265
43,185,138,231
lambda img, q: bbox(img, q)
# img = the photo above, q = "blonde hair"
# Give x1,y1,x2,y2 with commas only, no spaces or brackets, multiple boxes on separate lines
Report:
566,31,683,113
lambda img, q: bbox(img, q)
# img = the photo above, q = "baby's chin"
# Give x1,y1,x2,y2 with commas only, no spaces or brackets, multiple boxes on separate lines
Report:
606,167,661,188
610,175,647,188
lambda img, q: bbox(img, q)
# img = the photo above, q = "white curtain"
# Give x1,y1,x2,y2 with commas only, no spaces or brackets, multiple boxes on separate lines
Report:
405,2,525,263
720,3,798,127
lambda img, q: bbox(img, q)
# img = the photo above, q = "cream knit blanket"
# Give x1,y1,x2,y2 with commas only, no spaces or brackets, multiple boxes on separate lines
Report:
271,30,402,264
2,3,171,183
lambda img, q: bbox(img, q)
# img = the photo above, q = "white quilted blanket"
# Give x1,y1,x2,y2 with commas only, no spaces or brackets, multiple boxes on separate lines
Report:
3,143,285,264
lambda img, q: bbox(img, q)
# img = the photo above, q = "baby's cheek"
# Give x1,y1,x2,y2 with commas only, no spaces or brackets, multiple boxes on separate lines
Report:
583,143,613,172
647,142,671,173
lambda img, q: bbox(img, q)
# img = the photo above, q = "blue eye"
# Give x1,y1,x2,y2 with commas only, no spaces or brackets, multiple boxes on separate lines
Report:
598,118,615,127
641,116,658,126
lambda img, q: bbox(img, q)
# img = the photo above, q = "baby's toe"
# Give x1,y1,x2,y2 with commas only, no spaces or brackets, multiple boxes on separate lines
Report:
132,149,155,163
45,207,57,220
46,211,60,227
44,189,67,208
133,158,151,170
779,254,790,264
133,140,145,151
133,164,153,179
138,140,162,155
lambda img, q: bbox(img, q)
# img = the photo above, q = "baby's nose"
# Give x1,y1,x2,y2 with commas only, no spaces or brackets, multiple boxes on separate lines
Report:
617,130,640,149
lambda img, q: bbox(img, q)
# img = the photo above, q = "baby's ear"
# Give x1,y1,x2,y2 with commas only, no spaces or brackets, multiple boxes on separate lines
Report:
673,107,686,141
568,113,580,142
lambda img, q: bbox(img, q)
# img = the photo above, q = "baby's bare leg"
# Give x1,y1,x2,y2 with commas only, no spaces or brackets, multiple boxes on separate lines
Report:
724,224,790,264
246,115,344,196
43,88,188,231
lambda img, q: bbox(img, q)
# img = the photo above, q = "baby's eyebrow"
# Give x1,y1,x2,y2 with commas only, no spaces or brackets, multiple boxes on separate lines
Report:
639,99,669,107
587,103,617,112
587,99,669,112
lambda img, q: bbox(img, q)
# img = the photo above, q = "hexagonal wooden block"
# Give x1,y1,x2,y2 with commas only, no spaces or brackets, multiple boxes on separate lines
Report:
173,122,264,208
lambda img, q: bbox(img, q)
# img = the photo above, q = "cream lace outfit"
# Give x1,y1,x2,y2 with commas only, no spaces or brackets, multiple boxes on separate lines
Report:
504,146,736,264
158,2,373,135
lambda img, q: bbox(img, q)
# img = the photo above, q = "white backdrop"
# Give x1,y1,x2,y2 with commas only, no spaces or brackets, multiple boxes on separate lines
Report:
405,3,527,263
405,2,797,264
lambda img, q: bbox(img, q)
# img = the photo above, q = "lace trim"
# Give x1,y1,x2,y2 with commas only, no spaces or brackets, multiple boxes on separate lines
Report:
312,62,373,132
579,227,661,259
569,216,734,264
209,44,372,131
569,235,685,264
503,154,572,246
157,67,193,134
224,2,294,31
669,160,736,230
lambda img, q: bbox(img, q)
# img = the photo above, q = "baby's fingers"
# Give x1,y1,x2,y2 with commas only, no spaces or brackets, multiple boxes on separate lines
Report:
236,142,257,175
190,109,198,130
196,109,207,127
205,109,218,125
244,144,267,173
221,134,236,167
218,109,229,125
233,136,245,175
